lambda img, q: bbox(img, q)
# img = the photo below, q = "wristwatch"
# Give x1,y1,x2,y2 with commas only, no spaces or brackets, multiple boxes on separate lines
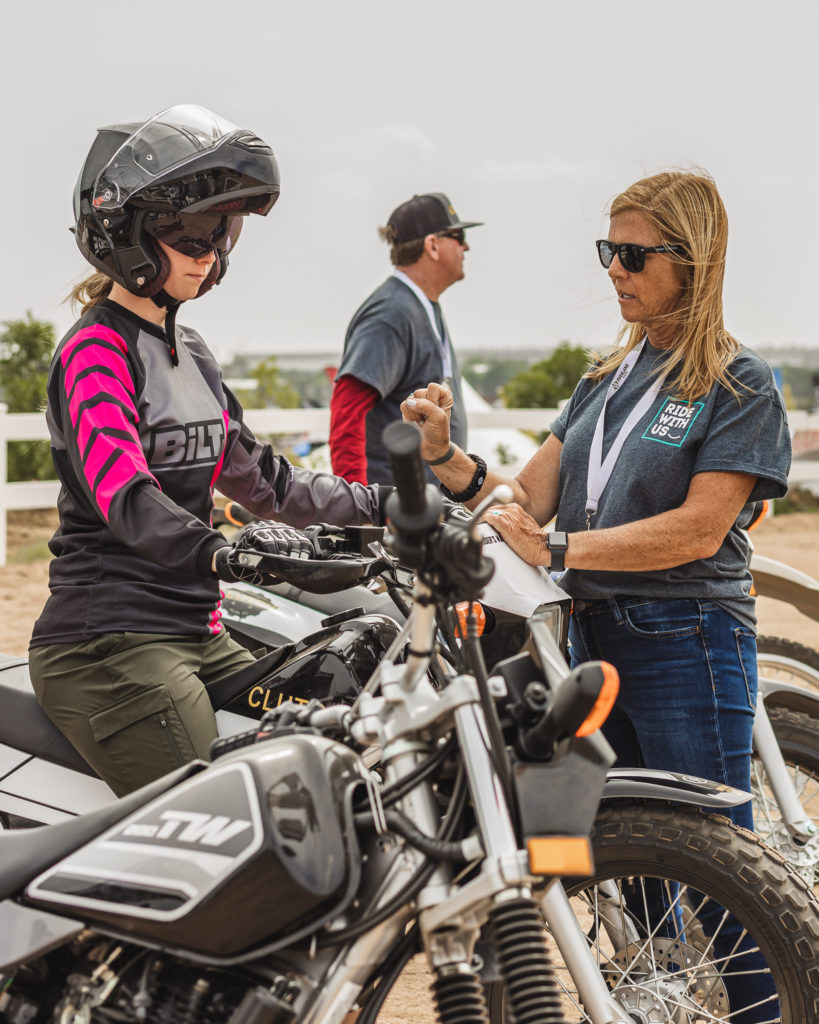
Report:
546,531,569,573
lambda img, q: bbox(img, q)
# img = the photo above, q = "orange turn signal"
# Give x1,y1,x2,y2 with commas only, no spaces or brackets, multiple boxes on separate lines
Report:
454,601,487,639
527,836,593,876
575,661,619,737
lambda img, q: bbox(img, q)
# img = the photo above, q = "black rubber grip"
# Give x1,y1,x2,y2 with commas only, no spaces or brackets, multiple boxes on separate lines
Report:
383,421,427,516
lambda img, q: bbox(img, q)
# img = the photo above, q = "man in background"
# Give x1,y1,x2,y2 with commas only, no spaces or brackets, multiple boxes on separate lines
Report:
330,192,481,484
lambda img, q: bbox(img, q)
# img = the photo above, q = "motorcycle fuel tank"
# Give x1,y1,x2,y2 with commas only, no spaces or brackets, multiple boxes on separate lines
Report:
227,614,401,718
25,735,367,957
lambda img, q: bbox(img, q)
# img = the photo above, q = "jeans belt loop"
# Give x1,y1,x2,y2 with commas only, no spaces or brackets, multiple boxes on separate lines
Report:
606,596,624,625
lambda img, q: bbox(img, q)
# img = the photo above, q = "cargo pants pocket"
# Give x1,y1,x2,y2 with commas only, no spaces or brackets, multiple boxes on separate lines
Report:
89,683,199,796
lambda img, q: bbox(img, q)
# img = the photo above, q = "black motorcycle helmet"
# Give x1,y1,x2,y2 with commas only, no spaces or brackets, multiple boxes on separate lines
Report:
73,104,280,301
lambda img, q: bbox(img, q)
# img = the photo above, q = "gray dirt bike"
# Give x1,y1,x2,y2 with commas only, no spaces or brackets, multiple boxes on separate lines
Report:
218,501,819,889
2,421,819,1024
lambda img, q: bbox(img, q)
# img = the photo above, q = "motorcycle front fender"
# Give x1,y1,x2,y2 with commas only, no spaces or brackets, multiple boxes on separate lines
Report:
602,767,749,808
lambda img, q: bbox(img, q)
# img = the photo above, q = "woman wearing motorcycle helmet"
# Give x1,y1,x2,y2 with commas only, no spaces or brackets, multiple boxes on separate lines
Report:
403,170,791,835
28,106,388,797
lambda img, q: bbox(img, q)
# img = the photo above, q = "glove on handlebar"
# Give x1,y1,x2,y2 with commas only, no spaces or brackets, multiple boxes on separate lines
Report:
233,521,316,559
214,521,315,585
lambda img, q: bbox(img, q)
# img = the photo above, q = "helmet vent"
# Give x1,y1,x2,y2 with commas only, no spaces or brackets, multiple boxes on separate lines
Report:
233,132,273,154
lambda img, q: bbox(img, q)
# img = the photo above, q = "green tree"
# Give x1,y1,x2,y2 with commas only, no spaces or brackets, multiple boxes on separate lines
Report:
235,356,300,410
0,313,56,481
501,342,590,409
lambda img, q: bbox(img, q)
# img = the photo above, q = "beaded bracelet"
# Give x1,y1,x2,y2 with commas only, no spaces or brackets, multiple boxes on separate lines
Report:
440,453,488,503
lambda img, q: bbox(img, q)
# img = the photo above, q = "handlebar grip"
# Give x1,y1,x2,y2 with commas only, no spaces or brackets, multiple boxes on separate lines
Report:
383,421,428,517
223,501,256,526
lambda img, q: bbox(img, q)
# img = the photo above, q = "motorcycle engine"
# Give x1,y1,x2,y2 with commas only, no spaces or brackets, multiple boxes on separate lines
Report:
1,938,299,1024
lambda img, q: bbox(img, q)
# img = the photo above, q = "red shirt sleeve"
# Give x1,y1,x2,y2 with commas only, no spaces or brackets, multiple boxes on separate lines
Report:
330,374,380,483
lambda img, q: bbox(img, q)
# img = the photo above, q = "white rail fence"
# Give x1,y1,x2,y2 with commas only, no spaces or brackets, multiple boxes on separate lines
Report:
0,404,558,566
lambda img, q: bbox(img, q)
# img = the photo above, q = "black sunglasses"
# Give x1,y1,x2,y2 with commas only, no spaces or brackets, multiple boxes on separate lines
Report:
145,211,244,259
437,228,466,244
596,239,686,273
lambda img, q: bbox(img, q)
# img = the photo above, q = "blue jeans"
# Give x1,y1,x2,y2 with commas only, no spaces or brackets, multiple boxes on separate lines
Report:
570,596,757,829
570,597,776,1024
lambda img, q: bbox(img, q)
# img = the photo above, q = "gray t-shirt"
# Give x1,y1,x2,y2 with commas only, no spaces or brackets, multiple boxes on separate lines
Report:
336,276,467,485
550,342,791,629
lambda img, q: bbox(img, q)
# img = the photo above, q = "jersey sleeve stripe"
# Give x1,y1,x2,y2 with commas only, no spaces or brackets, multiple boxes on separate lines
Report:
62,325,129,373
71,392,138,431
209,410,230,490
60,324,160,520
84,433,150,501
68,370,136,423
75,402,139,455
81,425,140,464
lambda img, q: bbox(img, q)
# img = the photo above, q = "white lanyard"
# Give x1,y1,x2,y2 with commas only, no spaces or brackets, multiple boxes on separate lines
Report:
585,340,665,529
393,269,453,378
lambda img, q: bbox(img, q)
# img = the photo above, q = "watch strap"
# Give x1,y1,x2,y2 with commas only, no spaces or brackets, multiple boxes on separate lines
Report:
546,531,568,573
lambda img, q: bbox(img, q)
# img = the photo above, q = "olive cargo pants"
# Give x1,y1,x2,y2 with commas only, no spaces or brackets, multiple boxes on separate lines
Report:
29,630,255,797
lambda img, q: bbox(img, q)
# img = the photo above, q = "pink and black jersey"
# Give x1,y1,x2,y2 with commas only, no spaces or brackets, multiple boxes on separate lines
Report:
31,300,381,646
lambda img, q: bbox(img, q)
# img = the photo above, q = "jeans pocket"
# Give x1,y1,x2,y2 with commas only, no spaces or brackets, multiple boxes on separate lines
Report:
620,599,701,640
734,627,758,710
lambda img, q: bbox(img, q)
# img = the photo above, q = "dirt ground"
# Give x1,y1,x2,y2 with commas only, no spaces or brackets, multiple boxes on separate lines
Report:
2,509,817,1021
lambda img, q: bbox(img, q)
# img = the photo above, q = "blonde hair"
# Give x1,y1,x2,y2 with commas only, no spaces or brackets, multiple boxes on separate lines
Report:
66,272,113,315
589,170,743,403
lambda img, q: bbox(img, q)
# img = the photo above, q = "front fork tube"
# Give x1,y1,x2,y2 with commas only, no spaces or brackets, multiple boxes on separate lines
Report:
452,704,631,1023
540,884,632,1024
452,702,517,858
753,698,817,842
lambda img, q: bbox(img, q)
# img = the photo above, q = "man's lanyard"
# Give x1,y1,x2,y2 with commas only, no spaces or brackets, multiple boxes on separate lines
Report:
585,340,665,529
393,269,453,379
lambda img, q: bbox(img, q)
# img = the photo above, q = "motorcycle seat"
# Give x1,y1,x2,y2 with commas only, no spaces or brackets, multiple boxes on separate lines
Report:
0,644,298,780
0,657,95,776
0,761,206,902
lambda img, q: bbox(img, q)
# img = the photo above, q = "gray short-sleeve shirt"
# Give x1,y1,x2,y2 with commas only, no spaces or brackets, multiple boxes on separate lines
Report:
550,342,791,628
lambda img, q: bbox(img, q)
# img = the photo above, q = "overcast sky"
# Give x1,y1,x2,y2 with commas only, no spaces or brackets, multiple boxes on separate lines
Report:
2,0,816,363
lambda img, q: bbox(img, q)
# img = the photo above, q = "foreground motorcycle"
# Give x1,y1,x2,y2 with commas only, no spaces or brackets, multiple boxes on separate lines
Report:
218,502,819,892
2,422,819,1024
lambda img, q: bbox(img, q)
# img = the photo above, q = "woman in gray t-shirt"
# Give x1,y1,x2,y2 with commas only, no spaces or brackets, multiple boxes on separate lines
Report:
405,170,790,1020
403,170,790,833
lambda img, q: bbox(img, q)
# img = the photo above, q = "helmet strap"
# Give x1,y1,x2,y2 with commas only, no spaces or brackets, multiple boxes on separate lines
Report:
151,291,181,366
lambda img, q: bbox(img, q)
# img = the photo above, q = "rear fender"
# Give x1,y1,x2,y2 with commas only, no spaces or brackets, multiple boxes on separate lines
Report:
758,675,819,718
603,767,749,808
750,553,819,623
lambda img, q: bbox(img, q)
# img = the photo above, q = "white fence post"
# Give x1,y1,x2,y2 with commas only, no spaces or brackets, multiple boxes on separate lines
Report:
0,403,7,567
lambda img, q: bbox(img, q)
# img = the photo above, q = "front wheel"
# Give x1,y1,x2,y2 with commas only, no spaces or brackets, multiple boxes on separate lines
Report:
486,803,819,1023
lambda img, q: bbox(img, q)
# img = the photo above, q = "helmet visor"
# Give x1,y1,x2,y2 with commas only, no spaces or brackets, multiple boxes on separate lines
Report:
92,105,240,212
144,211,243,259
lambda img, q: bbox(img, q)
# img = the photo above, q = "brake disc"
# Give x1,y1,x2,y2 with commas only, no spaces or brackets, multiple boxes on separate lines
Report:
610,937,729,1021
